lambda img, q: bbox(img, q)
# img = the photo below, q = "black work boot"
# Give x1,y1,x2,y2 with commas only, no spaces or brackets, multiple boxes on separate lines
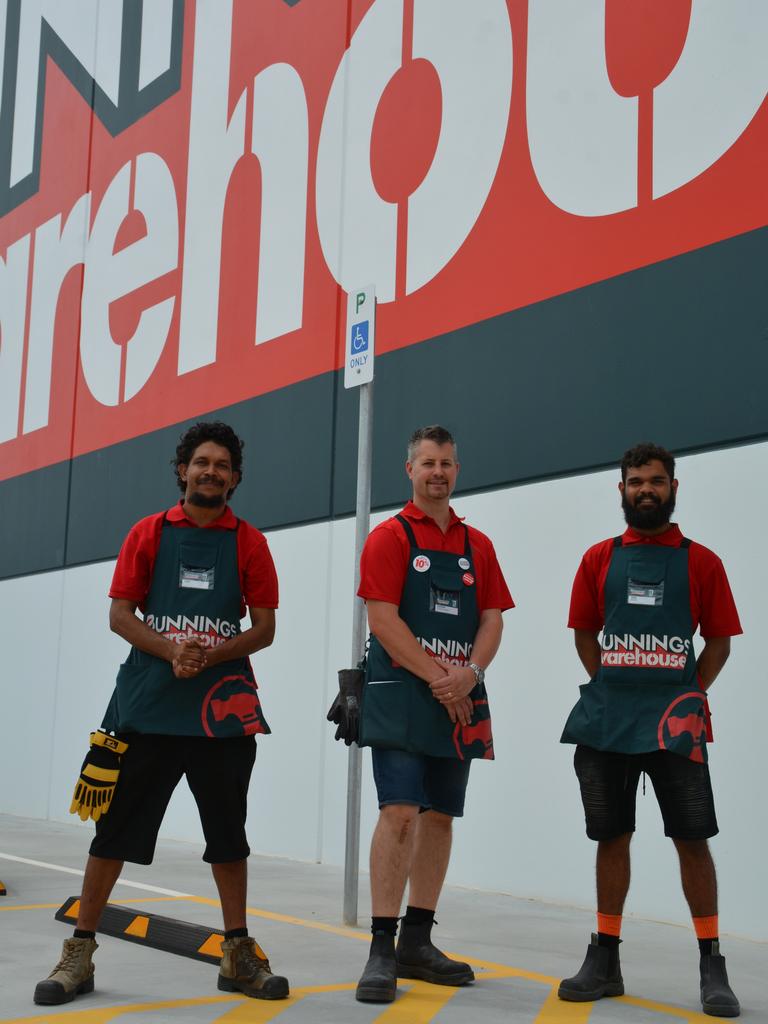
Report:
396,919,474,986
217,937,289,1000
558,933,624,1002
700,942,740,1017
356,930,397,1002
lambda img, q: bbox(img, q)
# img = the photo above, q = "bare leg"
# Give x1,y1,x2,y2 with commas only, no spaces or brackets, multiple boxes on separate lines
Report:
407,811,453,911
76,856,124,931
370,805,419,917
211,860,248,931
673,839,718,917
596,833,632,915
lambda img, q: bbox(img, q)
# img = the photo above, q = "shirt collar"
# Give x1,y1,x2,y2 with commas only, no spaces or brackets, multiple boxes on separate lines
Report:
167,501,238,529
401,500,465,527
622,522,683,546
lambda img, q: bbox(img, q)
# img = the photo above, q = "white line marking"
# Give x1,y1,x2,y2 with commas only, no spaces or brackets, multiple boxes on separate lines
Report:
0,852,192,897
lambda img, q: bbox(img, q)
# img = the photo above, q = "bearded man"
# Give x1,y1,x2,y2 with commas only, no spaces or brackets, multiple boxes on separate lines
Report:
559,442,742,1018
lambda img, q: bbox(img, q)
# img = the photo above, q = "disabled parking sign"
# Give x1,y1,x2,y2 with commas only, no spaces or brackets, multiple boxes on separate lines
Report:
345,285,375,388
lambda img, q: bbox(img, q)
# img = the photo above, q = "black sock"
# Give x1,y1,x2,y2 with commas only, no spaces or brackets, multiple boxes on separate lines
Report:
403,905,435,927
73,929,95,940
225,927,249,940
371,916,398,936
698,938,716,956
597,932,621,949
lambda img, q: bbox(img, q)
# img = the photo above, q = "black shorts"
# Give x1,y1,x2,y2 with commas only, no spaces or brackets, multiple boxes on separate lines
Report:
90,734,256,865
574,745,718,842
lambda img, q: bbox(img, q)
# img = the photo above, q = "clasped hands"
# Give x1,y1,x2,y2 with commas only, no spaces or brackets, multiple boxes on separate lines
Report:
428,660,476,726
170,638,208,678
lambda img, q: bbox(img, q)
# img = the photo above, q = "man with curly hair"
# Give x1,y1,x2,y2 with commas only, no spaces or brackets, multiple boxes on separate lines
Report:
34,422,288,1006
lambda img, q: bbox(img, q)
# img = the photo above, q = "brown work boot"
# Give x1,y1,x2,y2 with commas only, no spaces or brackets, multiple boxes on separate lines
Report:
34,937,98,1005
217,936,289,1000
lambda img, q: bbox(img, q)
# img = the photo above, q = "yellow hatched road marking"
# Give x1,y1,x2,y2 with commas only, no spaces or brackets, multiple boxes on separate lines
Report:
373,979,460,1021
3,994,242,1024
619,993,718,1022
1,973,721,1024
534,987,593,1023
0,887,726,1022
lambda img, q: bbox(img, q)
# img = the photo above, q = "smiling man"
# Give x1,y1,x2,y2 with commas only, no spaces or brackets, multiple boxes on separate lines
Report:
34,422,288,1006
354,425,514,1003
559,443,742,1018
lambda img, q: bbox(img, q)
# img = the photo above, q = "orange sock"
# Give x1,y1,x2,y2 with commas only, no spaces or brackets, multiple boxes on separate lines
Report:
693,915,719,940
597,912,622,937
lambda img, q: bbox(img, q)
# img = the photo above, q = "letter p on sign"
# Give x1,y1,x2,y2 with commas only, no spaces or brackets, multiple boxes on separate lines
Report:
345,284,376,389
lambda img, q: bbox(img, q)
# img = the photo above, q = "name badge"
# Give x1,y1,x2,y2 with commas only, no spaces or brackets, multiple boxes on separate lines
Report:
627,579,664,606
431,586,459,616
180,564,215,590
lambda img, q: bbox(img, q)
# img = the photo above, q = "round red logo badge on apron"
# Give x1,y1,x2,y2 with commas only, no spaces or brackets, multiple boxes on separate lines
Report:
462,572,474,586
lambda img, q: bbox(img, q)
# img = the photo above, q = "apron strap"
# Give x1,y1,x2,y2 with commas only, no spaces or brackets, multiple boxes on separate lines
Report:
395,514,419,549
614,534,690,548
395,514,472,561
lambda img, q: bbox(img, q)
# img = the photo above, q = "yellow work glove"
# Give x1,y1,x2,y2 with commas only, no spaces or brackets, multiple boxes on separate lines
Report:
69,731,129,822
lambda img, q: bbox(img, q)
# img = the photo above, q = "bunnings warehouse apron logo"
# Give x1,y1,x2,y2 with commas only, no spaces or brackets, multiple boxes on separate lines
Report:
601,633,690,669
1,1,766,473
658,692,708,763
418,638,473,666
146,614,238,647
201,675,264,738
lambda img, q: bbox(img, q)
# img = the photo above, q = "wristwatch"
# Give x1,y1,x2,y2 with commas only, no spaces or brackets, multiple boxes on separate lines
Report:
468,662,485,685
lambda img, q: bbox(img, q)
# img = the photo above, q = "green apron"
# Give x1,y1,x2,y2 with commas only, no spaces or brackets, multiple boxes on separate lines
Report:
102,518,270,738
359,514,494,760
561,536,708,763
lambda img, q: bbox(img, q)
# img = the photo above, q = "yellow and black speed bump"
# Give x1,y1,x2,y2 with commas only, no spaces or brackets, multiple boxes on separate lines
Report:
55,897,227,964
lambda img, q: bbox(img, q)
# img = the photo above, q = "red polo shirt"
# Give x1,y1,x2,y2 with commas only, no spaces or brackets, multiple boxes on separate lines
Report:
359,501,514,613
109,502,279,615
569,524,741,638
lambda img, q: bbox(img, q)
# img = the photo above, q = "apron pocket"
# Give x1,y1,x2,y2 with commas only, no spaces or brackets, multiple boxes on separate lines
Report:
360,678,410,749
114,663,155,731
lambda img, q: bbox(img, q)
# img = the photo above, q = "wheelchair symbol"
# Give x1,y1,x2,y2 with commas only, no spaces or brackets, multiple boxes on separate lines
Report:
351,321,369,353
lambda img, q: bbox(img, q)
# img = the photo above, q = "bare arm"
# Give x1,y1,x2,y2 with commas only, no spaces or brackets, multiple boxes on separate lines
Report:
430,608,503,704
696,636,731,691
366,600,448,685
205,607,276,667
110,598,178,663
574,628,601,678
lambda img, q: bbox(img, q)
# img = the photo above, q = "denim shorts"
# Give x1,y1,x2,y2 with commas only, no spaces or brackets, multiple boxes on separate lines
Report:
371,748,472,818
574,744,718,841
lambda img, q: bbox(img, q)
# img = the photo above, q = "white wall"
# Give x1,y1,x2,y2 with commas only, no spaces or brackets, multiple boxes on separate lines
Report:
1,441,763,938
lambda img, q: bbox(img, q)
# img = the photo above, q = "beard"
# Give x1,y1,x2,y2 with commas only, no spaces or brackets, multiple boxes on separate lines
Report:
622,491,675,531
187,489,226,509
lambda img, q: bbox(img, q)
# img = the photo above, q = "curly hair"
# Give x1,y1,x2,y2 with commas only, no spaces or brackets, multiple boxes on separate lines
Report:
172,421,244,496
620,442,675,482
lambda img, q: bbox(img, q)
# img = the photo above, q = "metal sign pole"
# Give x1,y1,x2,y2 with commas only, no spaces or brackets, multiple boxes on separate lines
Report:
343,378,373,926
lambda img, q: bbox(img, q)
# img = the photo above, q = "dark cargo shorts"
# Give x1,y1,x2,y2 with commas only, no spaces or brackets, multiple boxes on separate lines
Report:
574,744,718,841
90,733,256,864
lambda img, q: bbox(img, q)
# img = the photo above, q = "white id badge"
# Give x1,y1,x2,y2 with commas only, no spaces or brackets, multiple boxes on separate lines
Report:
431,587,460,616
627,579,664,606
179,565,215,590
